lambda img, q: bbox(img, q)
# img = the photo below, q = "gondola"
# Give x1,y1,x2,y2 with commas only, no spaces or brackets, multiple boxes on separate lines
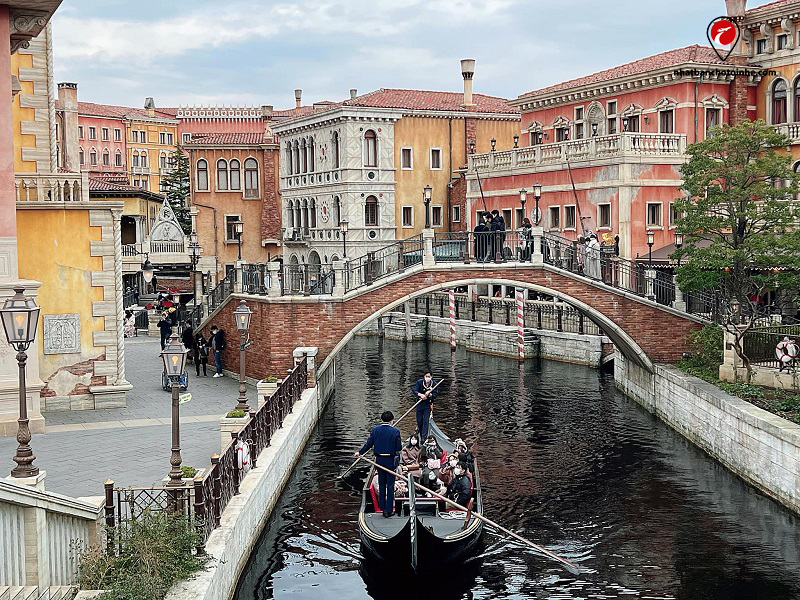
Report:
358,417,483,574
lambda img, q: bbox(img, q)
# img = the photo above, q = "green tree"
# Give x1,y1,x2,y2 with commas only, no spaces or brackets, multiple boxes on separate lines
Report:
674,119,800,381
160,145,191,234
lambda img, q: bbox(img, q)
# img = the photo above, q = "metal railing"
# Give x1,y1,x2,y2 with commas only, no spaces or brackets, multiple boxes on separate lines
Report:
209,272,236,313
242,264,268,295
134,308,149,330
282,264,335,296
103,357,308,546
742,325,800,368
150,240,185,254
123,290,137,308
434,230,532,263
343,234,424,292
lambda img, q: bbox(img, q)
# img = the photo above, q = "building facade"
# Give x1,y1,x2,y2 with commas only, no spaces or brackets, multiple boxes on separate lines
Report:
271,62,520,265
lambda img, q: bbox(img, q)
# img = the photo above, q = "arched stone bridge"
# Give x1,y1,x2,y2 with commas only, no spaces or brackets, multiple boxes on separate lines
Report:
204,260,706,380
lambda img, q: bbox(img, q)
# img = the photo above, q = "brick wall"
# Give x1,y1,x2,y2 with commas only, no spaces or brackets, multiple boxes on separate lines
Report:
39,355,107,398
157,277,192,293
450,175,467,232
204,269,703,380
260,149,281,242
728,55,750,126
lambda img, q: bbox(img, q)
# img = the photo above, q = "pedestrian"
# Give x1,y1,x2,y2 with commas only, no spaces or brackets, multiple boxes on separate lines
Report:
518,218,533,261
412,371,439,440
123,309,136,338
586,233,601,279
209,325,226,377
473,218,490,262
353,410,402,518
181,320,195,364
194,332,209,376
490,210,506,261
157,311,173,350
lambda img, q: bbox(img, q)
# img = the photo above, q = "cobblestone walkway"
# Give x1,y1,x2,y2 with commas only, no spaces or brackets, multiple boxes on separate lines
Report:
0,336,253,499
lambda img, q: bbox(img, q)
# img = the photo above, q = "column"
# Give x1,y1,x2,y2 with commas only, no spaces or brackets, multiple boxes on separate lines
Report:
331,260,345,298
672,274,686,312
531,226,543,265
266,262,281,297
405,301,412,341
645,269,656,300
422,229,435,267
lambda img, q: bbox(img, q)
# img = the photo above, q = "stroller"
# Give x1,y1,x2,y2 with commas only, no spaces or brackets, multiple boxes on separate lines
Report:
162,369,189,391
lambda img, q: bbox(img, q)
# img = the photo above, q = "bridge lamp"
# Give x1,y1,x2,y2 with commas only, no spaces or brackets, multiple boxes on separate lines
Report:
339,219,349,258
519,189,527,223
423,185,432,229
646,229,655,269
674,231,684,268
141,256,155,284
513,134,519,148
160,333,187,486
1,288,40,478
533,183,542,226
490,138,496,152
233,300,253,413
233,219,244,261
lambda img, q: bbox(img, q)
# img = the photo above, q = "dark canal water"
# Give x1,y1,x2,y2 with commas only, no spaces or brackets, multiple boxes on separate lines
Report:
234,336,800,600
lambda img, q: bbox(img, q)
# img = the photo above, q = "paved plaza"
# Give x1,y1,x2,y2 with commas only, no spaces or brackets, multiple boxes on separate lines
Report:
0,335,253,499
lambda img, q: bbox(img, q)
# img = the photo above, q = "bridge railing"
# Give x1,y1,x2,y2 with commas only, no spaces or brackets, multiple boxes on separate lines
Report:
434,230,531,263
343,234,424,293
282,264,335,296
209,271,236,313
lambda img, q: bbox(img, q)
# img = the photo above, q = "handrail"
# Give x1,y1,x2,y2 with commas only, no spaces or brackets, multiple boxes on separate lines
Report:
343,234,424,293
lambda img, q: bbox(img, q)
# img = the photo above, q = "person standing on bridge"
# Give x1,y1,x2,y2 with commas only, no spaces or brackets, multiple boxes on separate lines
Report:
354,411,402,518
413,372,439,440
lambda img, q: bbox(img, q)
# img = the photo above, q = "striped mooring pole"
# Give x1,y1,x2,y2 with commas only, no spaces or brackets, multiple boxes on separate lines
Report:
516,288,525,361
449,288,456,352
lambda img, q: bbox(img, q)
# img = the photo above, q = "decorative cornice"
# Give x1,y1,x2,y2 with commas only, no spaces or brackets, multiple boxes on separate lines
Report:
9,10,48,54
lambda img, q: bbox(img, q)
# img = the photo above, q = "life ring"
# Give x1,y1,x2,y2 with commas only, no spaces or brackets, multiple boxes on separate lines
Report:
236,440,251,475
775,338,799,365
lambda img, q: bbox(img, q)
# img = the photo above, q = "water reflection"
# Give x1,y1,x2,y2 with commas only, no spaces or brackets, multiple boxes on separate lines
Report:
234,336,800,600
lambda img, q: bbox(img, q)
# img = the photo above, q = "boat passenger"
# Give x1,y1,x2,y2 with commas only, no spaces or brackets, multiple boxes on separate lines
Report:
423,436,444,471
422,469,445,497
445,462,472,508
400,435,422,477
453,438,475,475
438,454,459,486
354,410,402,518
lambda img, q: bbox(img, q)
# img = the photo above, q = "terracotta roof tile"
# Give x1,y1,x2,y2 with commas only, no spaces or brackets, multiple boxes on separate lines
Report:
519,45,726,100
183,132,274,145
746,0,794,15
88,176,160,194
341,89,517,114
78,101,177,121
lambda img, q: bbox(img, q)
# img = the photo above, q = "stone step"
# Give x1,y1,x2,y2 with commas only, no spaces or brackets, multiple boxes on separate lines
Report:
0,587,77,600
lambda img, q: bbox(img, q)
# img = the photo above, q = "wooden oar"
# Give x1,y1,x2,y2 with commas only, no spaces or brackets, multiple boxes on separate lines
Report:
338,379,444,480
356,455,583,576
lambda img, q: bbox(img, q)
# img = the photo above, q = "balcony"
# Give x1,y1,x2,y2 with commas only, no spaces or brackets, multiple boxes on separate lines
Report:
775,123,800,143
467,132,687,174
15,172,90,204
280,168,341,190
131,166,151,175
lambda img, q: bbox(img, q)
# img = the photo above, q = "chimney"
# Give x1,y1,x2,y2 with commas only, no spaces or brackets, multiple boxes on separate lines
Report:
294,89,302,116
57,82,79,172
725,0,749,125
350,88,358,99
261,104,274,136
144,96,155,117
725,0,746,17
461,59,476,108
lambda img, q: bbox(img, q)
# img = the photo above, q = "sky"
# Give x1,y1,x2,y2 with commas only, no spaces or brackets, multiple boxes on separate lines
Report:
51,0,779,110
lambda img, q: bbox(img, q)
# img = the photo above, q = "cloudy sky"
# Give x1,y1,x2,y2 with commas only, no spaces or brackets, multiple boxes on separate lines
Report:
51,0,776,110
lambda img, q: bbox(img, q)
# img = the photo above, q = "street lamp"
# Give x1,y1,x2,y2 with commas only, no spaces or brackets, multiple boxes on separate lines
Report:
188,234,202,315
339,219,349,258
513,134,519,148
646,229,655,269
674,231,684,268
233,219,244,261
469,142,475,155
533,183,542,226
233,300,253,412
161,333,187,486
141,255,155,293
1,288,40,478
490,138,496,152
423,185,432,229
519,188,527,224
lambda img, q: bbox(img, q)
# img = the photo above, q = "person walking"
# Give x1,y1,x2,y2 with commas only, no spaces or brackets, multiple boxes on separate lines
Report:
194,332,209,377
412,372,439,440
209,325,226,377
157,312,173,351
490,210,506,261
354,411,402,518
181,320,195,364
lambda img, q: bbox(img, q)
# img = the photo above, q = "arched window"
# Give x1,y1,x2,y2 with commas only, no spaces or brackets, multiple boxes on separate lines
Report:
229,159,241,190
132,151,139,167
293,141,300,175
332,132,340,168
102,149,110,167
285,144,293,175
333,195,341,225
89,149,97,166
79,147,85,165
159,152,167,169
794,78,800,123
141,150,148,168
364,195,378,226
309,198,317,228
309,138,315,172
363,130,377,167
300,138,307,173
196,159,209,191
773,79,788,124
217,158,229,190
115,150,122,167
244,158,259,198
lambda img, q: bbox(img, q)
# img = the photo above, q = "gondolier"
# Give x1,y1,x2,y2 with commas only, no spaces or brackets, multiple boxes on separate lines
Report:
354,411,402,518
413,372,439,440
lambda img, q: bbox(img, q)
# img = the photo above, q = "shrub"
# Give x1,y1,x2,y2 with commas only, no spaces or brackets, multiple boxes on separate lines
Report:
264,376,279,383
677,324,724,381
78,511,206,600
180,466,197,478
226,409,246,418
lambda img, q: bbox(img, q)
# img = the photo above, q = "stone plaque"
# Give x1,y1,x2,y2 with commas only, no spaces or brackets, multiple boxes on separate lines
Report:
43,314,81,354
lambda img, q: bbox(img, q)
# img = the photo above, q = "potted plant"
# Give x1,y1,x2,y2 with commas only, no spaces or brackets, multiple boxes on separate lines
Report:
220,409,250,452
256,376,282,409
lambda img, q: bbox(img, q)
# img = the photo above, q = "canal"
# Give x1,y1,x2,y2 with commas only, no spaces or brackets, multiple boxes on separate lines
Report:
234,336,800,600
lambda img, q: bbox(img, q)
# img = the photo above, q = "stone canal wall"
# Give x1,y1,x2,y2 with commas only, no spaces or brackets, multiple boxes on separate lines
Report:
360,312,607,367
616,355,800,515
165,363,335,600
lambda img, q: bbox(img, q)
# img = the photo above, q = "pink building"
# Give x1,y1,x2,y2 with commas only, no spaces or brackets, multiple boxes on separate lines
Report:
466,45,756,262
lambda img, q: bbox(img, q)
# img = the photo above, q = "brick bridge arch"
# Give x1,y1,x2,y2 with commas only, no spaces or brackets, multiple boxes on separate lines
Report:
207,265,705,380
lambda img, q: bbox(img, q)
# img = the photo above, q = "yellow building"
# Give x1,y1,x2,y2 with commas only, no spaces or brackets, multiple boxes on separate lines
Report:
127,99,180,193
12,25,130,422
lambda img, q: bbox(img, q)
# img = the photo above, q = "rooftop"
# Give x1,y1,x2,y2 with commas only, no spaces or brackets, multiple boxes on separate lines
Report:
746,0,796,16
75,101,178,121
183,132,276,146
88,176,163,199
341,88,517,114
518,45,725,100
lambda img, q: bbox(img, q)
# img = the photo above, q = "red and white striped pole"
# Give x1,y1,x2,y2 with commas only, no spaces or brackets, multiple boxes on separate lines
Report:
516,288,525,361
449,288,456,351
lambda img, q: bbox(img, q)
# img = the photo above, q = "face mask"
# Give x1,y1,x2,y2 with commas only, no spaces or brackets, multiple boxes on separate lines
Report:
424,377,432,383
449,459,458,467
410,438,418,446
455,468,463,476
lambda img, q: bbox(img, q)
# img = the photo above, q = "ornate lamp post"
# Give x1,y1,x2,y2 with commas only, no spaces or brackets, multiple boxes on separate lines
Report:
141,255,155,293
233,219,244,261
646,229,655,269
513,134,519,148
490,138,496,152
519,188,527,223
233,300,253,412
161,334,187,486
1,289,40,478
533,183,542,226
188,232,202,313
423,185,432,229
674,231,684,268
339,219,349,258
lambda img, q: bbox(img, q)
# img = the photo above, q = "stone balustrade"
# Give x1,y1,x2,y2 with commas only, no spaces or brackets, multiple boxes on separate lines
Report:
15,172,90,204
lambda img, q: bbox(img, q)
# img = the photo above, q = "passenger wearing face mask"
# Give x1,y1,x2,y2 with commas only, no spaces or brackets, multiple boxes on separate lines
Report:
438,455,460,486
412,372,439,440
400,435,422,477
445,462,472,508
